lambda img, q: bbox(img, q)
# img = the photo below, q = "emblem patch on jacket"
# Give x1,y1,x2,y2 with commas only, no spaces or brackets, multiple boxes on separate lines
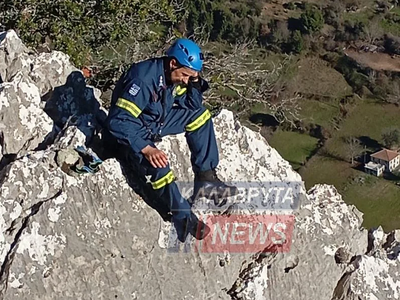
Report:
129,83,141,96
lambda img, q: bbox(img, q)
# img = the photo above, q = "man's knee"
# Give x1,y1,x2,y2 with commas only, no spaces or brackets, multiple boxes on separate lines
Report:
149,169,175,190
185,108,212,132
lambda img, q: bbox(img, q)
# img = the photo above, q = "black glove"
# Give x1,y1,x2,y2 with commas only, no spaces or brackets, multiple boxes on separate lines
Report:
188,76,209,93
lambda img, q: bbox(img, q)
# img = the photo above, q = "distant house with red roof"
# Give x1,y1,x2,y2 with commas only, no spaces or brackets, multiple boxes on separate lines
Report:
365,149,400,176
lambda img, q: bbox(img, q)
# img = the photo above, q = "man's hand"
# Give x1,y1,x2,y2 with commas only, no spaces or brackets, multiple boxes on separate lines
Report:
189,75,199,82
188,75,201,90
141,145,168,168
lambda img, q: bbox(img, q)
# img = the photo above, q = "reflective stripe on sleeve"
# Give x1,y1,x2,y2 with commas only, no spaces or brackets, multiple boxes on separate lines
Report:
116,98,142,118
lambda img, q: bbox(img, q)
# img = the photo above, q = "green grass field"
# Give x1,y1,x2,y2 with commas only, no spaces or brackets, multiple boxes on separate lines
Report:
286,57,353,98
378,6,400,35
299,99,400,231
344,175,400,231
268,129,319,170
299,155,358,190
235,44,400,232
380,18,400,36
300,155,400,231
298,99,341,129
342,9,374,25
325,99,400,159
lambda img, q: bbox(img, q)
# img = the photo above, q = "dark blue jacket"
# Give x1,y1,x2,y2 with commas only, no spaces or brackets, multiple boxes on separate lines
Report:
106,57,209,153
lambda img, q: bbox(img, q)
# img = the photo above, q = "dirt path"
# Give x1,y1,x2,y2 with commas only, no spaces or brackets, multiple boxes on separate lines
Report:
344,49,400,72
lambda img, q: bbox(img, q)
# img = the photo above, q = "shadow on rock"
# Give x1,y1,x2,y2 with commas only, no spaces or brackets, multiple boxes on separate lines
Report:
39,70,171,222
97,133,172,222
39,71,107,149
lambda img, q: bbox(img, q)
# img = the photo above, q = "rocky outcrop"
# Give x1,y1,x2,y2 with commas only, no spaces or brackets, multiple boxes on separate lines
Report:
0,30,399,300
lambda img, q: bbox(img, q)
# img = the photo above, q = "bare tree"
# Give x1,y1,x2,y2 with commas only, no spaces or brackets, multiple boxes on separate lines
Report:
368,70,377,85
273,20,291,45
364,17,384,44
188,24,210,46
387,81,400,105
344,136,364,165
200,40,302,127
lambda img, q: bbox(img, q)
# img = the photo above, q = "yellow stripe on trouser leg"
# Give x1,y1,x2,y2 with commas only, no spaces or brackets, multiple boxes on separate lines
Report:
116,98,142,118
151,171,175,189
185,109,212,132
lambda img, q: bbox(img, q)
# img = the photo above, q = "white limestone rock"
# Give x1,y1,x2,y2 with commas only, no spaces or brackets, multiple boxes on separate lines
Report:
0,29,399,300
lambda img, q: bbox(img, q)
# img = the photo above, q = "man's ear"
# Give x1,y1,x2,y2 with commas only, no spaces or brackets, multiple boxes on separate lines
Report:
170,58,178,70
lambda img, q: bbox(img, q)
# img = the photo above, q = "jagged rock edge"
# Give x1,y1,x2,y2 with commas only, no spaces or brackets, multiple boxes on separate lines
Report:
0,190,62,299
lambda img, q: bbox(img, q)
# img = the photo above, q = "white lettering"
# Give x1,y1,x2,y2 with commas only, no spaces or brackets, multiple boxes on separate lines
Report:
261,187,271,199
281,188,294,204
247,187,260,203
272,223,287,244
230,222,246,245
261,187,274,206
249,222,274,244
274,187,285,203
234,187,247,203
180,186,193,199
212,223,230,244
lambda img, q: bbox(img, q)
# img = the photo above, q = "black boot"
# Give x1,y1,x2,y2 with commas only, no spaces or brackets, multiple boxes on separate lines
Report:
173,212,211,243
193,169,239,206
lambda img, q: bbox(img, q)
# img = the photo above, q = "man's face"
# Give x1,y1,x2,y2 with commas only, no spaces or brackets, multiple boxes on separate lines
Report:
169,59,199,85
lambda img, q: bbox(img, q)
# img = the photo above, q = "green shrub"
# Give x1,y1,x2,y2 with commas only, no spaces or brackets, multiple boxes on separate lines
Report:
0,0,180,66
300,4,324,34
186,0,263,43
288,30,304,54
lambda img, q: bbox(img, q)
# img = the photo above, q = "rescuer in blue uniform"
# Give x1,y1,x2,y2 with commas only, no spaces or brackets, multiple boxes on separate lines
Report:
106,38,238,242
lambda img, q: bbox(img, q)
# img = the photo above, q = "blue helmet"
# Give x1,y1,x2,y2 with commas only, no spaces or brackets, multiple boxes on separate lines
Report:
166,38,204,72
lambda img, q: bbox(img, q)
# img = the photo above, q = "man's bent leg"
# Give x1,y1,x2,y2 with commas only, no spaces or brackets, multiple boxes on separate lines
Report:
128,149,209,242
185,108,219,173
184,109,239,205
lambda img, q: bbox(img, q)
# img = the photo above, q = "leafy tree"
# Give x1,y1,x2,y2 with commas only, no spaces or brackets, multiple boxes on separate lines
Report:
185,0,264,43
335,56,369,92
245,0,264,16
0,0,180,66
286,2,296,10
270,20,291,46
235,17,259,41
342,20,366,41
382,128,400,149
186,0,214,39
291,30,304,53
211,6,235,40
300,5,324,34
284,30,304,54
385,34,400,55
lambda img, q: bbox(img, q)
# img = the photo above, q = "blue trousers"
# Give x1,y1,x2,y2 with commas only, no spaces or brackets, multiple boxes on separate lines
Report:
129,106,219,219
